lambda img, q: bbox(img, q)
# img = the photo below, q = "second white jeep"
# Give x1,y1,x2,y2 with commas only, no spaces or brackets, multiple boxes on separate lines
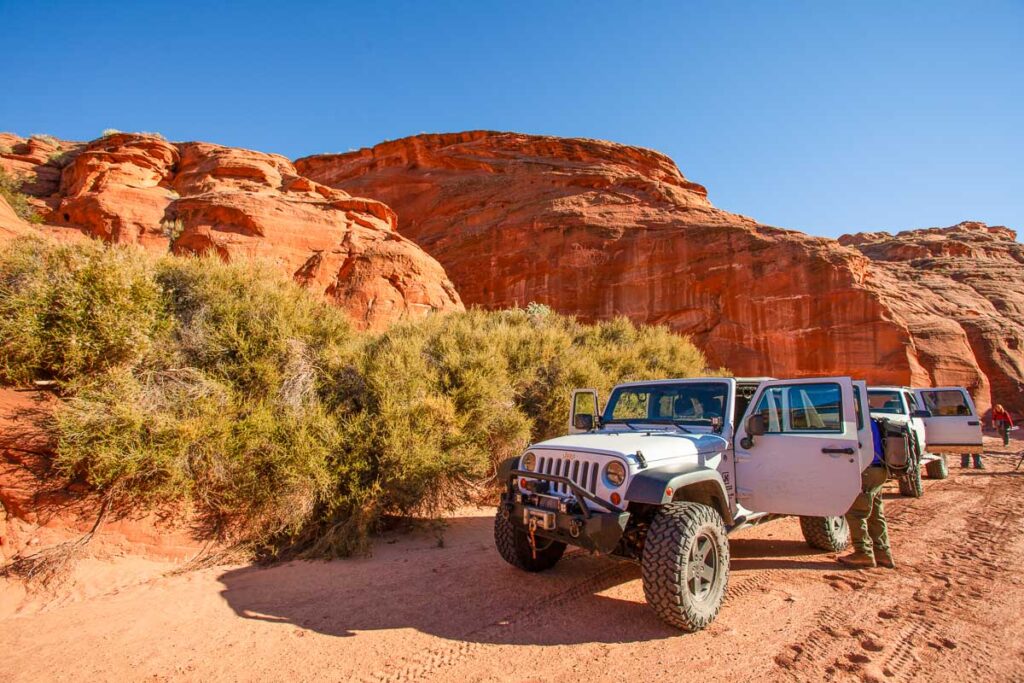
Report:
867,385,946,496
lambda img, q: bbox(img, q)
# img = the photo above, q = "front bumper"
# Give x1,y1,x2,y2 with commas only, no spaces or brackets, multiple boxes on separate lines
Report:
501,468,630,554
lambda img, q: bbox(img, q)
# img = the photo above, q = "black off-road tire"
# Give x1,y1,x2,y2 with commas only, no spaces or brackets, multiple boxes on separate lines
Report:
493,509,566,572
641,502,730,632
898,464,924,498
925,455,949,480
799,516,850,552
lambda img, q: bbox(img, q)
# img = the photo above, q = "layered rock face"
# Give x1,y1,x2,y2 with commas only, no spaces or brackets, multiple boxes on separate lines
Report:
0,132,82,199
297,131,1022,413
841,224,1024,414
0,133,462,329
5,129,1020,411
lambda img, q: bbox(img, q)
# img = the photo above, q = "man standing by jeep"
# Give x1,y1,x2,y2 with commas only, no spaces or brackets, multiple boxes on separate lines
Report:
839,419,895,569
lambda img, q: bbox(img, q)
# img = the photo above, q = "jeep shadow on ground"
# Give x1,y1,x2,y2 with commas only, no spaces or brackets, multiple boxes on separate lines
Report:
728,536,838,572
218,515,842,645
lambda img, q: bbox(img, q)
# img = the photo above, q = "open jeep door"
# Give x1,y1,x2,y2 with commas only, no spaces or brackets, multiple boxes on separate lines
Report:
735,377,864,517
913,387,983,453
853,380,875,471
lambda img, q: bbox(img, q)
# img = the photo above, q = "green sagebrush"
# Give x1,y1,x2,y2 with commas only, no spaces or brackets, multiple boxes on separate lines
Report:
0,237,718,558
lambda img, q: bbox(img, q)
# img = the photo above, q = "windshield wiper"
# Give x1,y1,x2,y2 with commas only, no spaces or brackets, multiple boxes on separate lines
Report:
604,419,692,434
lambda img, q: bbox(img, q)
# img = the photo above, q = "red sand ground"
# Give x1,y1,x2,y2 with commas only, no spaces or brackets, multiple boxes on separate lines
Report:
2,429,1023,681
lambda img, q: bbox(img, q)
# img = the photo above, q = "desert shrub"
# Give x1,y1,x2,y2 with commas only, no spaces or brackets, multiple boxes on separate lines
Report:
301,307,715,555
0,238,717,559
101,128,121,137
0,238,167,384
42,250,357,551
54,367,342,547
153,256,354,399
160,218,184,248
0,168,42,223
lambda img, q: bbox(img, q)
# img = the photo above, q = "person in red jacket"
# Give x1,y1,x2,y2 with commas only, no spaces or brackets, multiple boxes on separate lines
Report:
992,404,1014,446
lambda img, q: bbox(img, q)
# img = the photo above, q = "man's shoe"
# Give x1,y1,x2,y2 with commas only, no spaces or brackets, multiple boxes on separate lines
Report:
838,551,876,568
877,553,896,569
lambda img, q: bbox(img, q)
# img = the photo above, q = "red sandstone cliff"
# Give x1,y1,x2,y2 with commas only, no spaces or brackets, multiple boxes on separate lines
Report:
297,131,1023,413
840,223,1024,414
0,133,462,329
5,129,1020,412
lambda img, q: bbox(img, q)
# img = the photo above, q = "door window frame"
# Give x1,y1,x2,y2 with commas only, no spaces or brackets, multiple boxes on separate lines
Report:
918,388,973,418
751,381,846,435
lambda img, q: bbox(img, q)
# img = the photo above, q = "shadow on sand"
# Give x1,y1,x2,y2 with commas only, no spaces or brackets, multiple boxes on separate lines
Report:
217,516,840,645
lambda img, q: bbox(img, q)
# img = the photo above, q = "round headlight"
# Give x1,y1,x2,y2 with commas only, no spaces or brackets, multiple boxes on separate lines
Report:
604,461,626,488
521,452,537,472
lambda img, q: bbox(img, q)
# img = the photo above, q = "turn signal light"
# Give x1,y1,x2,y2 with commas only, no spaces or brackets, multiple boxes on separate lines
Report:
519,478,528,489
665,487,673,498
610,492,621,505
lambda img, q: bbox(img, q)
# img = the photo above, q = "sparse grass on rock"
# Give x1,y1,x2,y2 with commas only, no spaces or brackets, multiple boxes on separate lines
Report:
29,133,59,147
0,168,44,223
47,151,73,168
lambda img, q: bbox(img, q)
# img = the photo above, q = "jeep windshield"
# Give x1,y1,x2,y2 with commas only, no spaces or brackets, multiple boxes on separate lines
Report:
602,381,729,428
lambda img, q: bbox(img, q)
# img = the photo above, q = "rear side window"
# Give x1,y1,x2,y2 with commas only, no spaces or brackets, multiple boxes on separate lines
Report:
867,390,903,414
920,389,972,417
752,383,844,433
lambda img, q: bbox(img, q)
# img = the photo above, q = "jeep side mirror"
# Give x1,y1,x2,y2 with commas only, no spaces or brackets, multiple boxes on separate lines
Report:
746,414,767,436
569,388,600,434
911,409,931,418
573,413,594,431
740,414,766,449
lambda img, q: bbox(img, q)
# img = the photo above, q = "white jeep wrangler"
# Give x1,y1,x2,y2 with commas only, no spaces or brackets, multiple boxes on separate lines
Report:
864,385,985,495
495,376,877,632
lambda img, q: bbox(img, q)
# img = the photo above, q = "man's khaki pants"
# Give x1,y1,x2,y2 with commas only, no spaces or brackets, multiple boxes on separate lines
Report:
845,465,890,557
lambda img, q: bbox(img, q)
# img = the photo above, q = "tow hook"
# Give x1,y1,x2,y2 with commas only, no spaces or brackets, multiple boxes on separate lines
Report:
569,517,584,539
527,517,538,559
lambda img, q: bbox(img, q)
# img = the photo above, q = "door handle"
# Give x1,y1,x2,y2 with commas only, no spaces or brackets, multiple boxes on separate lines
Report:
822,447,855,455
967,421,980,426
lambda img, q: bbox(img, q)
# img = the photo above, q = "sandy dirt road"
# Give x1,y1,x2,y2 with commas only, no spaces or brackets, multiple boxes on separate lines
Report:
3,438,1024,682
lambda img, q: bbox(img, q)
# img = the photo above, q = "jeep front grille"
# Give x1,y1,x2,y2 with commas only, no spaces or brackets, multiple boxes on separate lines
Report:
535,453,600,495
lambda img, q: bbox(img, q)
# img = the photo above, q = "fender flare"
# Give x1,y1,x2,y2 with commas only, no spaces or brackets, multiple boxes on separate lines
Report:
624,467,734,525
497,456,520,482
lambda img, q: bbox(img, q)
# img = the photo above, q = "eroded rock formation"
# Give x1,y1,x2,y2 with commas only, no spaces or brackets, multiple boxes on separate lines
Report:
5,128,1020,411
841,223,1024,414
297,131,1023,413
0,133,462,329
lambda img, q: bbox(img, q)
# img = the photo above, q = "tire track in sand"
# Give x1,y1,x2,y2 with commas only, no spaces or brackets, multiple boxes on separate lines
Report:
772,471,1022,682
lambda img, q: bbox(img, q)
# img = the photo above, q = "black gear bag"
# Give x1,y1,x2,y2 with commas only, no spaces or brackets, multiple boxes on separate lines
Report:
874,417,914,474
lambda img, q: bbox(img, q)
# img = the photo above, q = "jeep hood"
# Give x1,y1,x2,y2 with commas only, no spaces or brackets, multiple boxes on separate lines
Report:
530,431,729,465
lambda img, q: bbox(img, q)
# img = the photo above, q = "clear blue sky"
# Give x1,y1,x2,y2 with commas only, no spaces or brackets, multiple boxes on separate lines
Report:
2,1,1021,237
